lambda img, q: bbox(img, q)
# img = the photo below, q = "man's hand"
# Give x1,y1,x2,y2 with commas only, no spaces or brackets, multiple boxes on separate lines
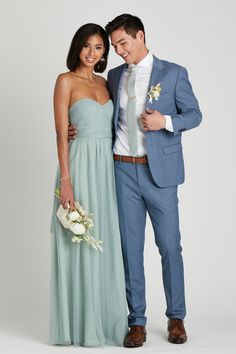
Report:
141,109,166,131
68,123,77,141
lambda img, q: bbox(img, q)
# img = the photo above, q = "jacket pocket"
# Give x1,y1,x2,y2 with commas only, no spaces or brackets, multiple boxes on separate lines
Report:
163,143,182,154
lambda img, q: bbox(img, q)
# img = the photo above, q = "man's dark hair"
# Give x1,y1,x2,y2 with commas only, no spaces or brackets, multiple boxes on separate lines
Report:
105,14,145,42
67,23,109,73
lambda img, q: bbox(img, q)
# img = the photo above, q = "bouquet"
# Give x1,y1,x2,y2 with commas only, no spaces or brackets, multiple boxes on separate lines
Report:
54,188,103,251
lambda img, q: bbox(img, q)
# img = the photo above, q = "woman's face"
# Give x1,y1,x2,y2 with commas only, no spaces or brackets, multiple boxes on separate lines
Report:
79,34,105,68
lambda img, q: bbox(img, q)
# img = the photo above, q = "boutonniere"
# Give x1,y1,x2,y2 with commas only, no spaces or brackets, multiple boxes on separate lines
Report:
147,83,162,103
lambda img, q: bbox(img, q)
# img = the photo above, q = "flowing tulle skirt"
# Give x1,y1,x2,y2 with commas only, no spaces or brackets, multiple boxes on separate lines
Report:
50,133,128,346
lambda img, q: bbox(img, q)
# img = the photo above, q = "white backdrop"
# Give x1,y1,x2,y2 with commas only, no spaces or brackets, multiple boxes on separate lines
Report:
0,0,236,353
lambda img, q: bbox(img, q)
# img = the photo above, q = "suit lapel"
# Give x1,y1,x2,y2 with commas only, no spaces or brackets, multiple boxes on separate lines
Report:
113,64,126,126
145,56,164,109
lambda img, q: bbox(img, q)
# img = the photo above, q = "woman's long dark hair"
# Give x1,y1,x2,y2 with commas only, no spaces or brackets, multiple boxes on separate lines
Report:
67,23,109,73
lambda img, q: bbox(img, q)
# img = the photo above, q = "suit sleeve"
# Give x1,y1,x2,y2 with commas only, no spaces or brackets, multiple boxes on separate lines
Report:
107,70,116,144
107,70,113,99
171,67,202,136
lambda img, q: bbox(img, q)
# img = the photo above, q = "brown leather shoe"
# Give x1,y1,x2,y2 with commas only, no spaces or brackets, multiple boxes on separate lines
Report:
124,325,146,347
168,319,187,344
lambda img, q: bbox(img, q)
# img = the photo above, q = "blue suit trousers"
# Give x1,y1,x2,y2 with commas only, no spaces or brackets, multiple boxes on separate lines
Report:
114,160,186,326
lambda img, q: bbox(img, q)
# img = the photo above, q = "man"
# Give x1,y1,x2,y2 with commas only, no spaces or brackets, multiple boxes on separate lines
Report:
70,14,202,347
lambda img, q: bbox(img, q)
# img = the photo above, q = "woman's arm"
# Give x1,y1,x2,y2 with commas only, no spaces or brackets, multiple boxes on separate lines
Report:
53,74,74,209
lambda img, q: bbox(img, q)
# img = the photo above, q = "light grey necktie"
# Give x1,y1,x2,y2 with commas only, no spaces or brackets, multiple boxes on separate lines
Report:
127,67,138,156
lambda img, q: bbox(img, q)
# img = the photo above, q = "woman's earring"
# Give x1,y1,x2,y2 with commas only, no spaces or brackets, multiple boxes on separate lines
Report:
100,56,105,62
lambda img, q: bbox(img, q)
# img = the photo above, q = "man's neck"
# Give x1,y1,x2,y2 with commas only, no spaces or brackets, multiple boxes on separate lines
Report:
133,47,149,65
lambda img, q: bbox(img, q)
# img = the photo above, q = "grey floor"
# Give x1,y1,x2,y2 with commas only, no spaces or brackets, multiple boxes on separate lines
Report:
1,314,235,354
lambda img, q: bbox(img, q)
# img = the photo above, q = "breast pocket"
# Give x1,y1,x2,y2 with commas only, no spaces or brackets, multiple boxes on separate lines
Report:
148,93,176,114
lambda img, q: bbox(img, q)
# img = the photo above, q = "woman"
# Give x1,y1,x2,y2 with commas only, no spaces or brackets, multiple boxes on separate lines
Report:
50,23,128,347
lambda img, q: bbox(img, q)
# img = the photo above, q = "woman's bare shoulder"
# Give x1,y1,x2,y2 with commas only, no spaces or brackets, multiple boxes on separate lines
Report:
55,72,74,85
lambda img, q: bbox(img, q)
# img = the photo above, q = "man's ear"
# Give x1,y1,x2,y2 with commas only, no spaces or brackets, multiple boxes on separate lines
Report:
136,30,145,41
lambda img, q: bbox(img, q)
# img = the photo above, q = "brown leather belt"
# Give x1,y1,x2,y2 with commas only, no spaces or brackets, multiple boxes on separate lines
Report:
113,154,148,164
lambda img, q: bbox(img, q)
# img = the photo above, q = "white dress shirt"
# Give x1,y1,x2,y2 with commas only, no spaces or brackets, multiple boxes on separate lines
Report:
113,51,173,156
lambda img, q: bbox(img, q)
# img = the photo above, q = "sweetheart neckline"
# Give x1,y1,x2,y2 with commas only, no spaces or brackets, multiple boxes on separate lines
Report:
69,98,112,111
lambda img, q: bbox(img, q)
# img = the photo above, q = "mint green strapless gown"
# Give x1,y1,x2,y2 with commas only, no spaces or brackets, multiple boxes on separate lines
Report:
50,99,128,347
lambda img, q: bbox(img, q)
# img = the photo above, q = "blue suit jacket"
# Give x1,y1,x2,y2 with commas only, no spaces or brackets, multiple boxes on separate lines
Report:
107,55,202,187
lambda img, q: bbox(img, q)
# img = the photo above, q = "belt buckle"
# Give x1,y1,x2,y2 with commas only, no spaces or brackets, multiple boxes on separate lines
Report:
132,156,136,164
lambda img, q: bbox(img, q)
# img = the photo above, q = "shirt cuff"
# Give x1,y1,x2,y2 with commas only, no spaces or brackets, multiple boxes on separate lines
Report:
164,115,174,132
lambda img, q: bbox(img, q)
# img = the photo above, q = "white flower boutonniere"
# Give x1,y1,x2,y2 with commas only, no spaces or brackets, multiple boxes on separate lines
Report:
148,83,162,103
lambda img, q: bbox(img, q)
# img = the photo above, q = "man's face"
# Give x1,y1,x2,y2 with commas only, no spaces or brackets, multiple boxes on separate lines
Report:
110,27,145,65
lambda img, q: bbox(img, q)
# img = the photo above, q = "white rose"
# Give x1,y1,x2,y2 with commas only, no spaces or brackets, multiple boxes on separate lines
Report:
70,223,86,235
68,210,80,222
